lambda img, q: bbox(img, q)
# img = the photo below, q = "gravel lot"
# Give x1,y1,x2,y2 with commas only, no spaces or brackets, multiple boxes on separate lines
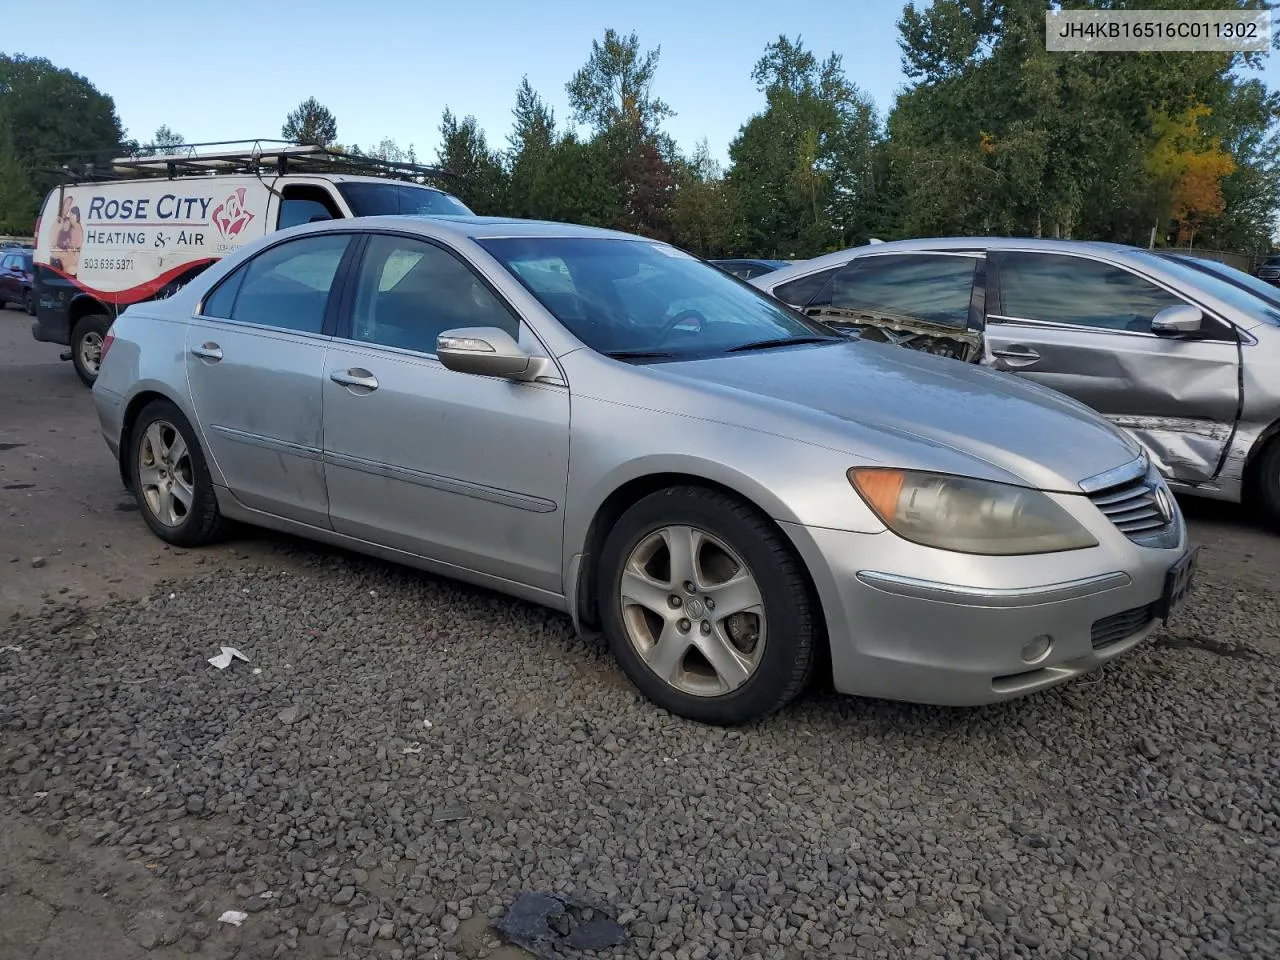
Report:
2,312,1279,960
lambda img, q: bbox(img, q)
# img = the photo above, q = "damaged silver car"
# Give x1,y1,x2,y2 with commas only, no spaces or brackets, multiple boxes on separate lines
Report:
753,238,1280,527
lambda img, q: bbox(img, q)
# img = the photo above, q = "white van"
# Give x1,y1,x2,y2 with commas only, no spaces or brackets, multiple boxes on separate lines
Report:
31,142,473,385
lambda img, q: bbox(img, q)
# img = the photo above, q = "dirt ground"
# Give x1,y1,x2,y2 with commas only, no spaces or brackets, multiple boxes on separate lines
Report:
3,306,1279,960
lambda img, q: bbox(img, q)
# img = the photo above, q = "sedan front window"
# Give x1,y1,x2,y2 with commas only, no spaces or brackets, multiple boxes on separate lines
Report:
477,237,838,359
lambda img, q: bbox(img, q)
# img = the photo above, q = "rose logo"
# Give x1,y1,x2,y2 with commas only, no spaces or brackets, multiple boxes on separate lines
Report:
211,188,255,239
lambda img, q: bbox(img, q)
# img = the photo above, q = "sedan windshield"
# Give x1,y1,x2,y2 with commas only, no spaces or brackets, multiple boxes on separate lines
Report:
476,237,839,359
1131,249,1280,327
337,182,473,217
1161,254,1280,317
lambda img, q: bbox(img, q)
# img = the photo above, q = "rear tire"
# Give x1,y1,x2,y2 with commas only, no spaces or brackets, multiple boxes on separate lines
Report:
23,289,33,315
71,313,111,387
129,399,226,547
1255,437,1280,531
598,485,818,726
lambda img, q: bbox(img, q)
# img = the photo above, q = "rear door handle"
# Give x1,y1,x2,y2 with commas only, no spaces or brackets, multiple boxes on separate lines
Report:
330,368,379,391
190,342,223,362
991,346,1040,367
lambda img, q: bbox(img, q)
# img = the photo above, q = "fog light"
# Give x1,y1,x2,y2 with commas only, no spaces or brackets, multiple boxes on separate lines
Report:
1021,635,1053,664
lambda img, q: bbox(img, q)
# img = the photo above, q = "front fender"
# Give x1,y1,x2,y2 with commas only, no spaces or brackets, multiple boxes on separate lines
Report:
561,396,888,622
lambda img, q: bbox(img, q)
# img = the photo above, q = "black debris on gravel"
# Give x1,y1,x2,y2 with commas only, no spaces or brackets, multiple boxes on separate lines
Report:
496,891,628,957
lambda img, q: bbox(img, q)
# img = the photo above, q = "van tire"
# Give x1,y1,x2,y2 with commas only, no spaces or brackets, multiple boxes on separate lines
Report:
71,314,111,387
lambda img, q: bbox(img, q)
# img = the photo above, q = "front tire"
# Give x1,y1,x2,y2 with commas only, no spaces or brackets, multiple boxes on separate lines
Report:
71,313,111,386
598,485,818,726
1255,437,1280,531
129,399,225,547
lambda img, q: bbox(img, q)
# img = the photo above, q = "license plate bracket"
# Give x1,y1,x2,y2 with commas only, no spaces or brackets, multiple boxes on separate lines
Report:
1157,545,1199,625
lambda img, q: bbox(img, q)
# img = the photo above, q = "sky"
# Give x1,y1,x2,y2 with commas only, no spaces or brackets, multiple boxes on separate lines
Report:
5,1,1278,169
4,0,909,166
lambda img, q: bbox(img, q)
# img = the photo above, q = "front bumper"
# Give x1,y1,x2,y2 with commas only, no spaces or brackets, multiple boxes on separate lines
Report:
782,496,1188,707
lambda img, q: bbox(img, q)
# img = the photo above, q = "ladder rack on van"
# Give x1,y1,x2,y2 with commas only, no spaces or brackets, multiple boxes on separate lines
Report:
44,139,453,186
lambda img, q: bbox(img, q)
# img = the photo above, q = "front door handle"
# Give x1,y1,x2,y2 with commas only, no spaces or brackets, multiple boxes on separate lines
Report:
990,345,1040,368
330,368,379,392
190,342,223,362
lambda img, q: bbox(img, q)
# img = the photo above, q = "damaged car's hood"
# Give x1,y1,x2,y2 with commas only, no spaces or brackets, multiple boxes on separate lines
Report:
654,339,1142,492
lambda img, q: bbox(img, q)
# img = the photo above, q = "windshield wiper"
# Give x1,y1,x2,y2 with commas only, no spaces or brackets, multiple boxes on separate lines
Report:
604,348,678,360
724,335,843,353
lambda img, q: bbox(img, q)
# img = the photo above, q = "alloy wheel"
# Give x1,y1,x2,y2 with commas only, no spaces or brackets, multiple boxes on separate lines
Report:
618,524,767,697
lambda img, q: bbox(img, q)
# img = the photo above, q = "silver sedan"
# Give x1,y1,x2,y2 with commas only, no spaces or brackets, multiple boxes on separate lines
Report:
92,216,1197,725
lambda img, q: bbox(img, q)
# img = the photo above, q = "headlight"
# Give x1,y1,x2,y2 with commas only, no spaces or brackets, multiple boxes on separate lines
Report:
848,468,1098,555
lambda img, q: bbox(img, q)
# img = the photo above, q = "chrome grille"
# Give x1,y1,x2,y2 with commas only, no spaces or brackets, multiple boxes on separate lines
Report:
1091,603,1158,650
1080,455,1177,547
1089,480,1166,535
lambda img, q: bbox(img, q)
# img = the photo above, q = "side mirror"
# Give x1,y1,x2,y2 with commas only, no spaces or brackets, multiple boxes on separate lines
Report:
437,327,543,380
1151,304,1203,336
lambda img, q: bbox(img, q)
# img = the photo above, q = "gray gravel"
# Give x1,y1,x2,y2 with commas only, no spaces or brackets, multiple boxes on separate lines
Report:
2,546,1279,960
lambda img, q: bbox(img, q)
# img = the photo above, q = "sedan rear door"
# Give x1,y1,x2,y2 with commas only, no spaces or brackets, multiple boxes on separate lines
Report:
185,231,357,528
797,252,986,362
984,249,1242,485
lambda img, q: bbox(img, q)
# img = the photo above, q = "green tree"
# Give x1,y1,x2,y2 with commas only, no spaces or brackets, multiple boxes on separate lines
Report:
282,97,337,147
670,139,737,256
138,124,186,157
887,0,1280,245
0,121,37,234
0,54,128,199
566,29,673,134
366,137,408,163
435,108,507,213
725,36,880,257
563,30,679,240
505,77,558,219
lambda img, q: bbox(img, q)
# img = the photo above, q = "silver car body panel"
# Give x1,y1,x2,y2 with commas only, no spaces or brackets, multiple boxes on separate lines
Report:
753,236,1280,504
93,217,1192,707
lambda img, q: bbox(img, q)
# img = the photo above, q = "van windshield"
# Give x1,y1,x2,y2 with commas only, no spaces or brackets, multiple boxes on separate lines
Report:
337,182,473,218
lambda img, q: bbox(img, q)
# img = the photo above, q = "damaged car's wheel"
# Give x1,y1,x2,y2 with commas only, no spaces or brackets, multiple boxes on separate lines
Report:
1255,437,1280,531
598,485,818,726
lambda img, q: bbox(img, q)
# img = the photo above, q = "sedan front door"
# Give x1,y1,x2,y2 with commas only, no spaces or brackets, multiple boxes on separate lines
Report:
984,250,1242,485
185,231,356,528
321,232,570,594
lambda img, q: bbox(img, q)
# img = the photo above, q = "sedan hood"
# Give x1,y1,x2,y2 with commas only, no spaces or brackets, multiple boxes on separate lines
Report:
656,340,1141,492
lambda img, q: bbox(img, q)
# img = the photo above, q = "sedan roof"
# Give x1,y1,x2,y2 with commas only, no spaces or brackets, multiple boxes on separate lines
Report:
365,214,650,244
768,235,1139,275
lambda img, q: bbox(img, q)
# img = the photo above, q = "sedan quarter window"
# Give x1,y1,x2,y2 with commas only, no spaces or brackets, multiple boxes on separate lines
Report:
213,233,350,334
348,235,521,354
771,265,841,307
997,252,1184,332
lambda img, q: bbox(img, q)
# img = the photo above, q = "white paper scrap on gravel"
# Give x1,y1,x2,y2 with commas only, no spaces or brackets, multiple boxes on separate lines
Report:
217,910,248,926
208,647,249,670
